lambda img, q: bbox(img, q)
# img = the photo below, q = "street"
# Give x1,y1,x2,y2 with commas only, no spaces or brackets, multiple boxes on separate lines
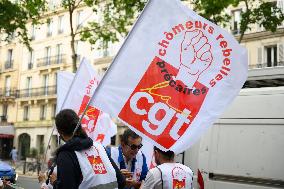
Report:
10,176,39,189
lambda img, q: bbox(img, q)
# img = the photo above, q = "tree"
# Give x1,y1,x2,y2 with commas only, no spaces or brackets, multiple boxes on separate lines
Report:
193,0,284,43
0,0,45,50
68,0,147,72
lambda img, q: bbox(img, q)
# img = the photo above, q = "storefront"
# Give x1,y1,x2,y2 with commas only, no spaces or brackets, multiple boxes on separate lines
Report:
0,125,14,159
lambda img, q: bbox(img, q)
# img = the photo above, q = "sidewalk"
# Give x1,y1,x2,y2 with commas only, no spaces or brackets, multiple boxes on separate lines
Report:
10,161,46,178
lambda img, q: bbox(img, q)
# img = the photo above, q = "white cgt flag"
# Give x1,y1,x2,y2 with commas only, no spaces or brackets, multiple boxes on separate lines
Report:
58,58,117,146
56,71,75,114
91,0,248,153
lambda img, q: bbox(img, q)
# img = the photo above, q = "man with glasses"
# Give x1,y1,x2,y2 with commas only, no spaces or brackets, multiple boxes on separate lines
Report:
106,129,148,189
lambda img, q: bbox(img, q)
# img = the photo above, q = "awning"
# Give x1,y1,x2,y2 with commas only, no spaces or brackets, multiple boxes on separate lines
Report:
0,125,14,138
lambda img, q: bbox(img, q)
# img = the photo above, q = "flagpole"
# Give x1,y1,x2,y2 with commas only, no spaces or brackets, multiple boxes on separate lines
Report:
43,59,85,165
72,0,152,136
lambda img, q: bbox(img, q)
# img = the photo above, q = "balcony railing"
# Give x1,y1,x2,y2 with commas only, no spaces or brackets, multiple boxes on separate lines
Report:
37,54,66,68
0,115,7,122
58,29,63,34
0,88,17,98
4,60,13,69
248,61,284,69
28,63,33,70
17,85,56,98
46,31,52,37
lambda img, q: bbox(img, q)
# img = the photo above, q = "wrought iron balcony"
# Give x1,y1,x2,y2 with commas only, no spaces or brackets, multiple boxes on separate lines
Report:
4,60,13,69
28,63,33,70
46,31,52,37
0,88,17,98
243,62,284,88
37,54,66,68
248,61,284,69
17,85,56,98
58,29,63,34
0,115,7,122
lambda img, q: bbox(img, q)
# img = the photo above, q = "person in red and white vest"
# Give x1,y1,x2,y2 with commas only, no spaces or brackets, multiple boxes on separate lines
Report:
54,109,125,189
140,146,194,189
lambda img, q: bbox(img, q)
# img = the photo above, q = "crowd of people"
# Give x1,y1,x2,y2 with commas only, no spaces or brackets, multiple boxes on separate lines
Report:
37,109,194,189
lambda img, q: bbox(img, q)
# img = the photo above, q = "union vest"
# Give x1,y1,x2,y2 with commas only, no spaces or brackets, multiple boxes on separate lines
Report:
75,142,118,189
157,163,193,189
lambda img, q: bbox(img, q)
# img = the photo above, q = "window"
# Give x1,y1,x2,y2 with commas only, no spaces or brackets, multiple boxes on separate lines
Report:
277,0,284,27
23,106,30,121
75,40,79,54
40,104,47,120
54,72,58,86
52,104,57,119
37,135,45,154
58,15,64,34
49,0,55,10
76,10,83,29
6,49,13,69
43,74,49,95
2,104,8,122
45,46,51,65
31,24,36,40
26,77,32,97
56,44,62,63
232,10,241,35
265,45,278,67
102,41,109,57
5,76,11,96
47,19,53,37
28,50,34,69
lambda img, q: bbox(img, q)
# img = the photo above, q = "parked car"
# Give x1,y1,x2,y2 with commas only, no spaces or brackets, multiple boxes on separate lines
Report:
0,161,17,183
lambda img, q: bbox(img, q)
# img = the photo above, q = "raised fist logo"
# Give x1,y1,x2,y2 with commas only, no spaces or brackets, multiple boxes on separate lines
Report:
176,29,213,88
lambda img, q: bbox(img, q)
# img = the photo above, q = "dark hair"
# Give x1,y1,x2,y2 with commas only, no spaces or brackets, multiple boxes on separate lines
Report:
55,109,87,138
154,146,175,160
121,129,141,144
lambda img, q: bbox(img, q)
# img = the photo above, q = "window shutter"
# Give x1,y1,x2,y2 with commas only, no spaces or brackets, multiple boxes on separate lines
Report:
278,43,284,65
277,0,284,27
257,47,263,66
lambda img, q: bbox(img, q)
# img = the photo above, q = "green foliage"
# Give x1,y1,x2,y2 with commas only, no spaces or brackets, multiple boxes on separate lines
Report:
80,0,147,49
0,0,46,49
29,147,38,158
192,0,284,42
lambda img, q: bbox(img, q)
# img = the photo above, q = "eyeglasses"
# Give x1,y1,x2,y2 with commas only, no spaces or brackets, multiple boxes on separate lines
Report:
126,143,143,150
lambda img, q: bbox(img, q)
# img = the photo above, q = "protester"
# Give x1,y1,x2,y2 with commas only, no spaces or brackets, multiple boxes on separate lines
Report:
38,166,57,189
53,109,125,189
106,129,148,189
140,146,194,189
9,147,17,166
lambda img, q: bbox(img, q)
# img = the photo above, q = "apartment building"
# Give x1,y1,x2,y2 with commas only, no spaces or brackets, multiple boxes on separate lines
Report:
0,38,20,159
0,1,123,159
228,0,284,88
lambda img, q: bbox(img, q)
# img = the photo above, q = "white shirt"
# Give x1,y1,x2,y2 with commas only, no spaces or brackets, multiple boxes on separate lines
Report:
141,167,163,189
141,163,194,189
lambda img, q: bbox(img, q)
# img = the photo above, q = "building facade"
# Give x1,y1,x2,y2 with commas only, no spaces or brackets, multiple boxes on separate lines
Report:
0,1,122,160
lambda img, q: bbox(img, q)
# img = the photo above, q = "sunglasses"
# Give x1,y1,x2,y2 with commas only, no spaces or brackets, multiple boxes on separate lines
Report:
126,143,143,150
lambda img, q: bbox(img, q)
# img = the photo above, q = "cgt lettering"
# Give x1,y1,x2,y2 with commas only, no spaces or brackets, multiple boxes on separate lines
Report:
129,92,191,140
